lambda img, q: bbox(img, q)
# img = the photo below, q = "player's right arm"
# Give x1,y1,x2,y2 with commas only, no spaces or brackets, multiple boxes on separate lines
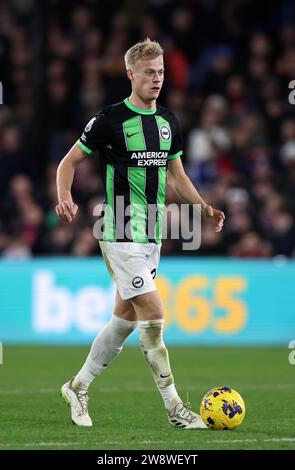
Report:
55,143,88,223
56,112,107,223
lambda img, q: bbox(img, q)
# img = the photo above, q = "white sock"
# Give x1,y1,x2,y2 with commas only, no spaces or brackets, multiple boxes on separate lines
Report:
72,314,137,390
139,319,182,412
159,383,182,412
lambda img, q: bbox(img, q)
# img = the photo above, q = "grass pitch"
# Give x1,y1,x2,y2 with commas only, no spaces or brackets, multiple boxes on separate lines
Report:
0,346,294,450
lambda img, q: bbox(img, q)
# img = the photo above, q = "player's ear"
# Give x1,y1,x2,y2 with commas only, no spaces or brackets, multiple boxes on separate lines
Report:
127,69,133,81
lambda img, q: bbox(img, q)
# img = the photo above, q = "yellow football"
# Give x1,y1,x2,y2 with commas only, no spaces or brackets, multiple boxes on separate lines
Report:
200,386,246,430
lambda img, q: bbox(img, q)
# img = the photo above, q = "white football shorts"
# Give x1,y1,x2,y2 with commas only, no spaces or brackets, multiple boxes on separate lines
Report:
99,241,161,300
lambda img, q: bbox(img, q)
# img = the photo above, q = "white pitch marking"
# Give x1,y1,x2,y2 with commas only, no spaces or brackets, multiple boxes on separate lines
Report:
207,437,295,444
0,383,293,395
1,437,294,449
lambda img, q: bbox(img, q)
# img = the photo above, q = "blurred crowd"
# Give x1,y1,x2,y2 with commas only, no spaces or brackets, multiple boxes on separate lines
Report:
0,0,295,258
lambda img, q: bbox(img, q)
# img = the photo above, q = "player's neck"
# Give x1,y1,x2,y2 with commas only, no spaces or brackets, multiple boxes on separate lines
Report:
128,93,156,111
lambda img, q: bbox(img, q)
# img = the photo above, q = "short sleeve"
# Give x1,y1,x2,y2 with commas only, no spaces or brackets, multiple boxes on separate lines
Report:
168,114,183,161
77,112,108,155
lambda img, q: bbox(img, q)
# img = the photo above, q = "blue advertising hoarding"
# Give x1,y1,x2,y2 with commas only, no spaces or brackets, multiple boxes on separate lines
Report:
0,258,294,345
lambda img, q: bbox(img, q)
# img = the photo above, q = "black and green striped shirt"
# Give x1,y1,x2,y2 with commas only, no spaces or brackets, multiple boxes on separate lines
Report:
77,98,183,244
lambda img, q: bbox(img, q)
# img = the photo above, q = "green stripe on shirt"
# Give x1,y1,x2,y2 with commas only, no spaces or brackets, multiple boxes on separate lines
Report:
167,150,183,161
76,139,93,155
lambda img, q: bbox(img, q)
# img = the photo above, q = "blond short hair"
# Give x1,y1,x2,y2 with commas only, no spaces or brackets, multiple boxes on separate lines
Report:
124,38,164,69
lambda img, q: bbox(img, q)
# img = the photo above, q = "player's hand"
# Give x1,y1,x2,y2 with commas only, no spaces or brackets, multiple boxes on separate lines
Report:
202,205,225,232
55,200,78,223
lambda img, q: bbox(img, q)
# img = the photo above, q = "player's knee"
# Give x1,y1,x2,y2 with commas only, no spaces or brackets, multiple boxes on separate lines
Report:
138,319,164,350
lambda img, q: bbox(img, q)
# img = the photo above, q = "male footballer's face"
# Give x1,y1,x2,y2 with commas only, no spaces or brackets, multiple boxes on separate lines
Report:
128,55,164,102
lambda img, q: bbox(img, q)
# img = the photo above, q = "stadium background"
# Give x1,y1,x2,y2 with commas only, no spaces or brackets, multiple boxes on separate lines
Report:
0,0,295,451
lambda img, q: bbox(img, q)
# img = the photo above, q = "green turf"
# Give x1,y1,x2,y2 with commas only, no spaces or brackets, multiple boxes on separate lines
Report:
0,346,294,450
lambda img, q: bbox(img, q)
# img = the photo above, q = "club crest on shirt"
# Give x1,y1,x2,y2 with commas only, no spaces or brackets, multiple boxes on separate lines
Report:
159,125,171,140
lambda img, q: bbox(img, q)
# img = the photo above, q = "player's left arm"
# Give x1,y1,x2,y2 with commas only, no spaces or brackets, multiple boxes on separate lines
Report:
167,157,225,232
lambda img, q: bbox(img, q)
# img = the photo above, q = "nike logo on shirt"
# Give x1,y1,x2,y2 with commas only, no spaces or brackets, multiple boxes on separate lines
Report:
126,131,140,138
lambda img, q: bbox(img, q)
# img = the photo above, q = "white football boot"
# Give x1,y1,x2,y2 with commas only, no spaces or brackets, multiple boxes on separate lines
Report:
61,378,92,427
168,402,207,429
